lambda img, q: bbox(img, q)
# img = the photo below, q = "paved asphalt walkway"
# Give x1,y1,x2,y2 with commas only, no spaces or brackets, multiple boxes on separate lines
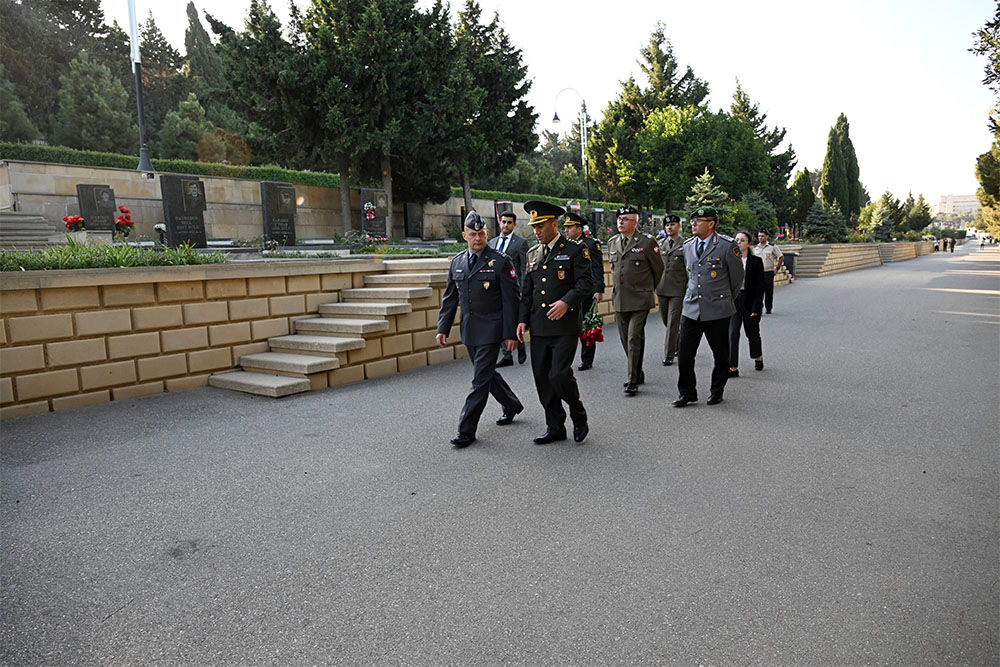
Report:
2,244,998,666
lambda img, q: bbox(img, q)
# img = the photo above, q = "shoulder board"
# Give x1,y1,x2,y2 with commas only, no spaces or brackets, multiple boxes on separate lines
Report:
683,237,697,245
718,234,734,242
567,237,583,245
641,232,654,240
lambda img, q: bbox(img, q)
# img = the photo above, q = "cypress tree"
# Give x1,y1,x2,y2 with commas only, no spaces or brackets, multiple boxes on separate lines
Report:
834,113,861,221
789,169,815,230
820,123,848,219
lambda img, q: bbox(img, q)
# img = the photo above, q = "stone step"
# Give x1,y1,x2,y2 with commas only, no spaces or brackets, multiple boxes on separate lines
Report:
293,317,389,335
208,370,311,397
239,352,340,374
318,302,412,317
382,258,453,272
340,286,433,302
268,334,367,354
364,272,448,286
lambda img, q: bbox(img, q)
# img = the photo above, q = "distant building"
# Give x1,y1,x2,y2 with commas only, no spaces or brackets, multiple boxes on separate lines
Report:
931,194,979,215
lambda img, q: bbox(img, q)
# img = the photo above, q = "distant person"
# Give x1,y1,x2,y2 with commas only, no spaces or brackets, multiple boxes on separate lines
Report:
517,200,593,444
655,214,687,367
436,212,522,449
728,231,765,377
607,204,663,396
562,212,605,371
489,210,529,367
673,207,744,407
752,229,783,314
981,236,986,249
949,237,955,252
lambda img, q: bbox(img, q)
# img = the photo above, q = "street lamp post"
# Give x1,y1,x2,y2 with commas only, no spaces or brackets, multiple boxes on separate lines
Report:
552,87,591,209
127,0,154,172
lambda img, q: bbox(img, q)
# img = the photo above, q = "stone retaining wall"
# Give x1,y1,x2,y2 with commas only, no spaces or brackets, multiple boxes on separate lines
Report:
795,244,883,277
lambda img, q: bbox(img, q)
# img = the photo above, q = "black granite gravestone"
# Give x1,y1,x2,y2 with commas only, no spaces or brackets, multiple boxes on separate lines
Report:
76,184,117,231
361,188,388,236
160,175,207,248
404,202,422,239
261,181,296,246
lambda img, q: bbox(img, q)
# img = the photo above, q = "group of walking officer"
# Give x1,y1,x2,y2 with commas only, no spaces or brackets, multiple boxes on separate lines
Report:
436,201,755,449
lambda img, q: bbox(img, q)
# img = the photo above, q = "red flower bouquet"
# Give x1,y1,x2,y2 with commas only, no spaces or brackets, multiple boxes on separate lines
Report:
63,215,85,232
115,206,135,238
579,300,604,347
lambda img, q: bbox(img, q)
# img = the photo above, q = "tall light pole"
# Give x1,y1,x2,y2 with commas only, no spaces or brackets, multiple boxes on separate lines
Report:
552,87,590,209
127,0,154,172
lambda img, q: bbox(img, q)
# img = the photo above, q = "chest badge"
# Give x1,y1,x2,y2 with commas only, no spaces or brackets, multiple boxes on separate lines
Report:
710,271,717,278
488,259,496,267
557,270,565,280
483,281,491,290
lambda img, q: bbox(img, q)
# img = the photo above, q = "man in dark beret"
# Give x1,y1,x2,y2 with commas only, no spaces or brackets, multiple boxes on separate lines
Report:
436,211,523,448
607,204,663,396
517,200,593,444
563,211,605,371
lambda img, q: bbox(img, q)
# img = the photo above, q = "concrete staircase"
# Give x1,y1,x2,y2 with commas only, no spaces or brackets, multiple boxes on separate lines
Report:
0,210,60,250
208,257,453,397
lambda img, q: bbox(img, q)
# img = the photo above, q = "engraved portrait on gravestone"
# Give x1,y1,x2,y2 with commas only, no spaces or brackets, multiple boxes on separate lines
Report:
182,179,207,213
278,187,295,215
94,187,116,216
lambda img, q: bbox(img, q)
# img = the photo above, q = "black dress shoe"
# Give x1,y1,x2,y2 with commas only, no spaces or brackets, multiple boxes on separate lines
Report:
496,357,513,368
728,369,739,378
765,309,772,314
518,349,527,364
578,363,592,371
672,396,697,407
755,359,764,371
450,433,476,447
706,394,724,405
496,403,524,425
533,428,567,444
573,422,589,443
624,383,638,396
662,357,673,366
638,370,646,385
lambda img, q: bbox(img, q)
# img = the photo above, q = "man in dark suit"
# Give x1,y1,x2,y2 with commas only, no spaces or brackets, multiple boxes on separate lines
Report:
562,211,605,371
729,231,766,376
437,211,523,448
656,214,687,367
517,200,593,444
674,206,744,407
607,204,664,396
489,210,529,367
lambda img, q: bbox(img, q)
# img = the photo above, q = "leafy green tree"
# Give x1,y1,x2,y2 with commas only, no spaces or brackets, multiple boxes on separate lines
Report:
0,64,38,141
495,156,536,193
975,140,1000,238
156,92,212,159
50,51,136,152
742,190,777,237
970,5,1000,131
639,22,710,109
535,162,558,196
558,164,586,199
906,194,932,232
730,81,796,224
452,0,536,213
729,199,757,237
789,169,815,231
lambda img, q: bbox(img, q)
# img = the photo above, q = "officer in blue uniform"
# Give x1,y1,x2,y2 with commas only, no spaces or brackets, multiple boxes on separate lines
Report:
517,201,593,444
673,206,745,407
437,211,523,448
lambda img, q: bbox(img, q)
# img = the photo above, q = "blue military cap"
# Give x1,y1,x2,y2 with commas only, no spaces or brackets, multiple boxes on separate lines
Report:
464,210,486,231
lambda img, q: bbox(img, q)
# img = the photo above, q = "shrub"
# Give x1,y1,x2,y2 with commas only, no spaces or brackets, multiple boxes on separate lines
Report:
0,238,228,271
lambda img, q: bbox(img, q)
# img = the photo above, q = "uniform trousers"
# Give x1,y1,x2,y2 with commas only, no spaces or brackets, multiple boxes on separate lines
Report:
530,334,587,430
616,309,649,384
677,315,731,400
728,290,762,367
763,270,775,311
458,343,520,435
657,294,683,360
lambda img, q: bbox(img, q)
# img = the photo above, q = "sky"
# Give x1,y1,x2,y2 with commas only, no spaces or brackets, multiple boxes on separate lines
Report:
100,0,997,203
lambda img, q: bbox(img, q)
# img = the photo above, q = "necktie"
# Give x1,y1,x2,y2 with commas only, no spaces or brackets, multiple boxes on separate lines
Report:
469,252,477,269
498,236,507,254
697,239,705,257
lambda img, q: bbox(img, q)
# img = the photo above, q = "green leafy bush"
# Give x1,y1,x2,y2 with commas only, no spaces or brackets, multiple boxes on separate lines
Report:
0,238,228,271
845,232,869,243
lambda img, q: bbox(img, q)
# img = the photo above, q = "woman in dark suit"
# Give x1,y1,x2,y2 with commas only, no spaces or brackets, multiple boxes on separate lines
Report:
729,230,765,376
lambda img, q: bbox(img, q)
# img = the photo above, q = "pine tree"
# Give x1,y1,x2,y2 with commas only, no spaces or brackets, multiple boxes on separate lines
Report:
906,194,932,232
869,194,895,242
820,122,849,219
50,52,136,152
156,92,213,159
184,2,226,96
684,168,731,223
834,113,861,221
789,169,815,231
804,199,844,243
899,191,916,231
139,12,188,143
742,191,777,236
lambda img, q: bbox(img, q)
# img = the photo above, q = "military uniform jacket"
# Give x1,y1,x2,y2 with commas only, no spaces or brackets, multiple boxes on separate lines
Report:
655,235,688,298
488,233,528,288
437,246,519,347
681,233,745,321
518,235,593,337
607,231,664,312
581,235,606,294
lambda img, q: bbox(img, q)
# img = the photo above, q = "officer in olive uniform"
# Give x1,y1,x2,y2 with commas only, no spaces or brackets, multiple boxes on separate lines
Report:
516,200,593,444
674,206,745,407
607,205,664,396
656,214,688,366
562,211,605,371
437,211,523,448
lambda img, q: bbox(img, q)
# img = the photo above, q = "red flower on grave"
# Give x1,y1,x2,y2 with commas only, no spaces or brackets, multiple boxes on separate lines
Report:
63,215,85,232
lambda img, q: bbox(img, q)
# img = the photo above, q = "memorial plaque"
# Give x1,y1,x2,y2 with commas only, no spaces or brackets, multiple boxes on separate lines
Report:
261,181,296,246
76,184,117,231
160,175,207,248
361,188,388,236
404,202,423,239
